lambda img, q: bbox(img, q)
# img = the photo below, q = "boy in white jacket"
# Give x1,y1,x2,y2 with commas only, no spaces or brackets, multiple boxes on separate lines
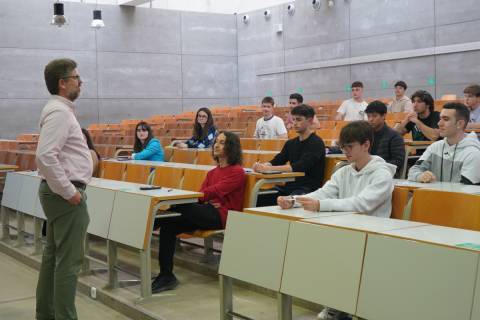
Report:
278,120,396,218
278,121,396,320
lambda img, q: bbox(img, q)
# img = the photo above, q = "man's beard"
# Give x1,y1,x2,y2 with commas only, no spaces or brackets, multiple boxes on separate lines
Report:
68,90,79,102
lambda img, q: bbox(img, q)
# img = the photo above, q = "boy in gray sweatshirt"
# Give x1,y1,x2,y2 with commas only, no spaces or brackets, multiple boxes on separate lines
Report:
408,102,480,185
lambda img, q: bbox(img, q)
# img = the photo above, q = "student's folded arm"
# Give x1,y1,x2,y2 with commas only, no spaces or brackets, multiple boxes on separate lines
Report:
319,171,394,213
417,122,440,141
407,148,432,182
200,170,246,201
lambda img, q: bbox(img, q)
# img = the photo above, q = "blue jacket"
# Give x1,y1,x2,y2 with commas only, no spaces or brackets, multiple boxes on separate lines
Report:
133,138,164,161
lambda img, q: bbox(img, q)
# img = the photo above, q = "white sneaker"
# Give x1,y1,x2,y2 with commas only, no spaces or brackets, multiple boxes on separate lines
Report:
317,307,336,319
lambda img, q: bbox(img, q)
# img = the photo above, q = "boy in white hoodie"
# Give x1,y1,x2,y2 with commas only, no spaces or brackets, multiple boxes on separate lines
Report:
278,120,396,218
278,121,396,320
408,102,480,184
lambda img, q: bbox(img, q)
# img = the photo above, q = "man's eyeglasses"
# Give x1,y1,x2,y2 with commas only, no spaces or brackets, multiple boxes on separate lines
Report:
62,75,81,81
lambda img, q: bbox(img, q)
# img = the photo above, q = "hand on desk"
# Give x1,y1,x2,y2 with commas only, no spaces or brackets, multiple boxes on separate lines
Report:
295,196,320,212
277,196,294,209
417,171,436,183
252,162,271,173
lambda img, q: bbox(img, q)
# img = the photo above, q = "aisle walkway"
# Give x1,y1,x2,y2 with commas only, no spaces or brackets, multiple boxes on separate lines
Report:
0,251,132,320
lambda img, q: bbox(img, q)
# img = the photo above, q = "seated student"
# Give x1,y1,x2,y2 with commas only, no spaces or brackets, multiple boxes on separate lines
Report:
278,121,395,320
151,131,246,293
365,101,405,178
388,80,413,113
81,128,100,177
464,84,480,130
335,81,368,121
408,102,480,184
253,96,288,139
253,104,325,205
395,90,440,142
174,107,217,149
285,93,320,129
130,121,164,161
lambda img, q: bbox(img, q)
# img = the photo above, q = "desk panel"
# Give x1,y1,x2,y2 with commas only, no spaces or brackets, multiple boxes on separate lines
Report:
1,172,23,210
357,234,478,320
472,264,480,320
281,221,366,314
86,186,115,238
219,211,290,291
17,174,42,217
108,191,152,249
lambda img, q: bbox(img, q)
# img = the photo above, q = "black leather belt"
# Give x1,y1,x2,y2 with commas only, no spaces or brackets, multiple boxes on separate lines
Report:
42,180,86,190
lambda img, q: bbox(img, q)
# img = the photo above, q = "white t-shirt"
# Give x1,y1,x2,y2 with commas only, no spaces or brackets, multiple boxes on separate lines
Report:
337,99,368,121
254,116,287,139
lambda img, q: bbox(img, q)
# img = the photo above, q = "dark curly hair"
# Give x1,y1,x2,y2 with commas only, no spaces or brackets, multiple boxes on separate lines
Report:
212,131,242,166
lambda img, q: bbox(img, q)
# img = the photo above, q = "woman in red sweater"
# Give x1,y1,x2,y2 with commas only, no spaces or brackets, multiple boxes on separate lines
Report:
152,131,246,293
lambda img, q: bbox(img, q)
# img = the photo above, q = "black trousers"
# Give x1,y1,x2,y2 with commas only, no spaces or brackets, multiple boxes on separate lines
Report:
256,185,312,207
153,203,222,275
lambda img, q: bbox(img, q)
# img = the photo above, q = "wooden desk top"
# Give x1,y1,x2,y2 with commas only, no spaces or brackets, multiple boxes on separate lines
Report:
89,177,203,201
243,206,349,221
302,214,427,233
404,140,434,146
0,164,18,171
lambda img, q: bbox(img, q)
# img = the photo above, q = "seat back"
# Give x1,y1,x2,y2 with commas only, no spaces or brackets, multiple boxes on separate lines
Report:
410,189,480,231
196,150,216,165
182,168,208,191
242,153,259,168
258,139,286,151
171,148,197,164
152,166,184,188
100,161,126,181
124,163,155,184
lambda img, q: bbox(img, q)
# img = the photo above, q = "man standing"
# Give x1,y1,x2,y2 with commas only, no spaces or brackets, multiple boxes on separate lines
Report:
335,81,368,121
365,100,405,177
253,96,288,139
36,58,93,320
388,81,413,113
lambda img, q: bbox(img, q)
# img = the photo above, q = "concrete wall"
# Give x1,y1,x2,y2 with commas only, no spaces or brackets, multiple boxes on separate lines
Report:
2,0,480,138
237,0,480,106
0,0,237,138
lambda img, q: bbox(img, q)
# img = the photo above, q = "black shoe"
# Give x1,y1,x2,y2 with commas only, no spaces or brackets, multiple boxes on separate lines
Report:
151,274,179,294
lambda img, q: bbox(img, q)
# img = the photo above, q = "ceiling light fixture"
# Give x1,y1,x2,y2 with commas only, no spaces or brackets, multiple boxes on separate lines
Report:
91,10,105,28
51,2,67,27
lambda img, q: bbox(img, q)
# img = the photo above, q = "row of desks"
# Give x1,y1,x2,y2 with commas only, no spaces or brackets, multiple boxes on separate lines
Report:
103,159,305,207
0,171,203,299
219,206,480,320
